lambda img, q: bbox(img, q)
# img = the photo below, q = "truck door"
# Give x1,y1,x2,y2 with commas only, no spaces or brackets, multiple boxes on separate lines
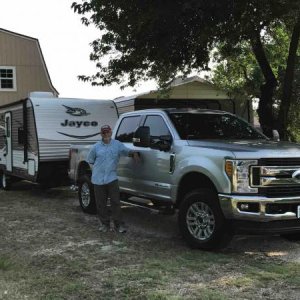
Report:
134,115,173,200
115,115,142,193
4,112,12,172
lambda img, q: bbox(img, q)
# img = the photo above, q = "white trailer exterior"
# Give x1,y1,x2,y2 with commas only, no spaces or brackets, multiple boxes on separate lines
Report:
0,92,118,187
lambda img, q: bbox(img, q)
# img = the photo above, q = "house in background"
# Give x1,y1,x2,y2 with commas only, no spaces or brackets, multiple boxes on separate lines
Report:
114,76,253,123
0,28,58,106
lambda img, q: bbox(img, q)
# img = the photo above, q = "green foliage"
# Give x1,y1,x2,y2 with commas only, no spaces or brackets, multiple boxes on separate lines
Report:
211,21,291,100
287,59,300,141
0,257,13,271
211,20,300,139
71,0,298,88
72,0,300,138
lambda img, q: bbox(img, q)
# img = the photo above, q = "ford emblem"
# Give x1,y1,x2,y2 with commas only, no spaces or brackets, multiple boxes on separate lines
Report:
292,170,300,182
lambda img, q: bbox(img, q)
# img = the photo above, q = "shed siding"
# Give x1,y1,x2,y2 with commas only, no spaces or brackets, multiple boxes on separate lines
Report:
0,30,57,106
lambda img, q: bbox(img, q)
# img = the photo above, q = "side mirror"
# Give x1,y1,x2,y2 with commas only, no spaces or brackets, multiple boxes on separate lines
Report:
272,130,280,142
133,126,150,147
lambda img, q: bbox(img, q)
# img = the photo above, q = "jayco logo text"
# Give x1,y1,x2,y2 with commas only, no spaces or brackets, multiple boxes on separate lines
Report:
61,120,98,128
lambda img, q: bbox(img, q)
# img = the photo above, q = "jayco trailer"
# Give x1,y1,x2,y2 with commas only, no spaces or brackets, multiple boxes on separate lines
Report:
0,92,118,188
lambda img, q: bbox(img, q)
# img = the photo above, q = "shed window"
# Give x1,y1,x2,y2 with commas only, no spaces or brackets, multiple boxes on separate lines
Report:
0,66,16,91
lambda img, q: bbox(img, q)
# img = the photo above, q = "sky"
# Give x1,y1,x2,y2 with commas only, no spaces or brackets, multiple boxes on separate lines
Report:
0,0,157,100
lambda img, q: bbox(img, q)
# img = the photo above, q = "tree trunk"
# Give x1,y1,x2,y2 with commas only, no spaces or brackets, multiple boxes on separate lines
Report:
251,31,278,137
257,82,277,138
278,12,300,140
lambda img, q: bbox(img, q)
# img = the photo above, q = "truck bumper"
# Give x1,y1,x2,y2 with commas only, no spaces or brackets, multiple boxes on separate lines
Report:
231,219,300,235
219,194,300,222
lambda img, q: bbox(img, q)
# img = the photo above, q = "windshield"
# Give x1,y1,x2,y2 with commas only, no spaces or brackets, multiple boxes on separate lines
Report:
169,112,266,140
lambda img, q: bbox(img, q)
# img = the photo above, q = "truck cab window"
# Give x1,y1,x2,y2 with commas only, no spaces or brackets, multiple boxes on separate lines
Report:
116,116,140,143
144,115,171,143
170,112,266,140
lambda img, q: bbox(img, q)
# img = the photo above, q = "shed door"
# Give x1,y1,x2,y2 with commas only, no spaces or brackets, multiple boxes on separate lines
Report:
4,112,12,172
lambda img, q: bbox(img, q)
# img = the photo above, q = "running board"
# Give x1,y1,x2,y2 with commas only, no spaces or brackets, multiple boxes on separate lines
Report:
121,198,175,215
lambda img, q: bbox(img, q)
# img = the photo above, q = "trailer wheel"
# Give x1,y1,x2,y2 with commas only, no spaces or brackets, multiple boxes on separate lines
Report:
78,175,96,214
178,188,232,250
0,173,10,190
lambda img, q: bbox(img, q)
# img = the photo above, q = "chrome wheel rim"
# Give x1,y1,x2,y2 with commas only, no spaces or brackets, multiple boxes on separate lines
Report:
186,202,215,240
81,183,90,207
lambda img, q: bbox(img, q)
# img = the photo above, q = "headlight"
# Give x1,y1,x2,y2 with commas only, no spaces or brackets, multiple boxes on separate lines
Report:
225,159,258,193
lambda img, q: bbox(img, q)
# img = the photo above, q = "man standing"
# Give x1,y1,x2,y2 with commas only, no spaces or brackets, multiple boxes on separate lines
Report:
87,125,139,233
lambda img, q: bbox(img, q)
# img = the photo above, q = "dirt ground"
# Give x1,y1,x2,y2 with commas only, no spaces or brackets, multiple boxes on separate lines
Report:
1,181,300,299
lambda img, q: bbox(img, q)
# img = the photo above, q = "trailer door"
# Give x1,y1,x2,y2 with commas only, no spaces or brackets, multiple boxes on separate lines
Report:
4,112,12,172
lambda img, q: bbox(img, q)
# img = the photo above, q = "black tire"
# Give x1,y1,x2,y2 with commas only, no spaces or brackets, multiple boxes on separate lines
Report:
0,173,11,190
78,175,97,214
281,233,300,242
178,188,232,250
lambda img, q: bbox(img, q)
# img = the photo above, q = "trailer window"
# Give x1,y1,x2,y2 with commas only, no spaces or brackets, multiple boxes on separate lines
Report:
116,116,140,143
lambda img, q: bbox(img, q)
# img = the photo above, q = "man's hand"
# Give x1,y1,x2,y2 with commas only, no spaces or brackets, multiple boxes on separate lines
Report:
130,151,140,163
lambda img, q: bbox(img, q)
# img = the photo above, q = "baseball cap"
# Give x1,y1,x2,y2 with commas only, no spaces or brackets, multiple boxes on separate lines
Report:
100,125,112,133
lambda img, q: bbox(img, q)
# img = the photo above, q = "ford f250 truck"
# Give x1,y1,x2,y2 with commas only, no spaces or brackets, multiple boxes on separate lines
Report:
69,108,300,250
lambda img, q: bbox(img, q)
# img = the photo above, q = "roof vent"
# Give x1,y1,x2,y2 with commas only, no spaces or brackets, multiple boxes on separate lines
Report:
28,91,56,98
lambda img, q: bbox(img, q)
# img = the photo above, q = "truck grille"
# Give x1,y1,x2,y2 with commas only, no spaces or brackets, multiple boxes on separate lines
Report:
258,186,300,197
259,158,300,166
265,202,299,214
251,158,300,197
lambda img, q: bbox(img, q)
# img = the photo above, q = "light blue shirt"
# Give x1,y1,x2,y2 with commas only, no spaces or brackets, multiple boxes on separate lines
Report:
87,139,130,185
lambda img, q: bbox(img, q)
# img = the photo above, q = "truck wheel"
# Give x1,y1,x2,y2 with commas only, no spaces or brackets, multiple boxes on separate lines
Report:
281,233,300,242
178,188,232,250
0,173,10,190
78,175,96,214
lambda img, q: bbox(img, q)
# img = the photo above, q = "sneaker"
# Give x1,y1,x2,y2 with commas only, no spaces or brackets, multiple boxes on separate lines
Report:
116,223,127,233
109,220,116,232
98,224,109,233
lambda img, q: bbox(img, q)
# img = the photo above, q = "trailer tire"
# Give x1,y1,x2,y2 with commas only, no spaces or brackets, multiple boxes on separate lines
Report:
78,175,97,214
0,173,11,190
178,188,232,250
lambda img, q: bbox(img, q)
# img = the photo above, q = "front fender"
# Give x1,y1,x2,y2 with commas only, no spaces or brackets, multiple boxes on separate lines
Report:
173,155,232,194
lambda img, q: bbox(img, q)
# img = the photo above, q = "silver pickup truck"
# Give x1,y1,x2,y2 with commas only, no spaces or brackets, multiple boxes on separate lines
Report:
69,108,300,250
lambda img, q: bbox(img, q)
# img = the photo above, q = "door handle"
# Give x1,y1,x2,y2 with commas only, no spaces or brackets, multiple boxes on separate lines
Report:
169,153,176,173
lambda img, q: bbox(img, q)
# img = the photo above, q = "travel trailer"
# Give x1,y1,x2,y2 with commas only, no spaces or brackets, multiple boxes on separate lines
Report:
0,92,118,188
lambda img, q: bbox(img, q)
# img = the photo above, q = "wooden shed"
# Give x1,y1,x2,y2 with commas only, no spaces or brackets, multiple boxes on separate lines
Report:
114,76,252,122
0,28,58,106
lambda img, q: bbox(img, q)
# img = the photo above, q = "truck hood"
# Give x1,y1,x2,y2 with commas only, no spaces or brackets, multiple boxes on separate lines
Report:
187,139,300,159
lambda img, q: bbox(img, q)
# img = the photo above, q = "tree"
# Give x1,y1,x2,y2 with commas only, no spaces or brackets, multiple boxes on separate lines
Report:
72,0,300,138
287,56,300,141
211,22,299,135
